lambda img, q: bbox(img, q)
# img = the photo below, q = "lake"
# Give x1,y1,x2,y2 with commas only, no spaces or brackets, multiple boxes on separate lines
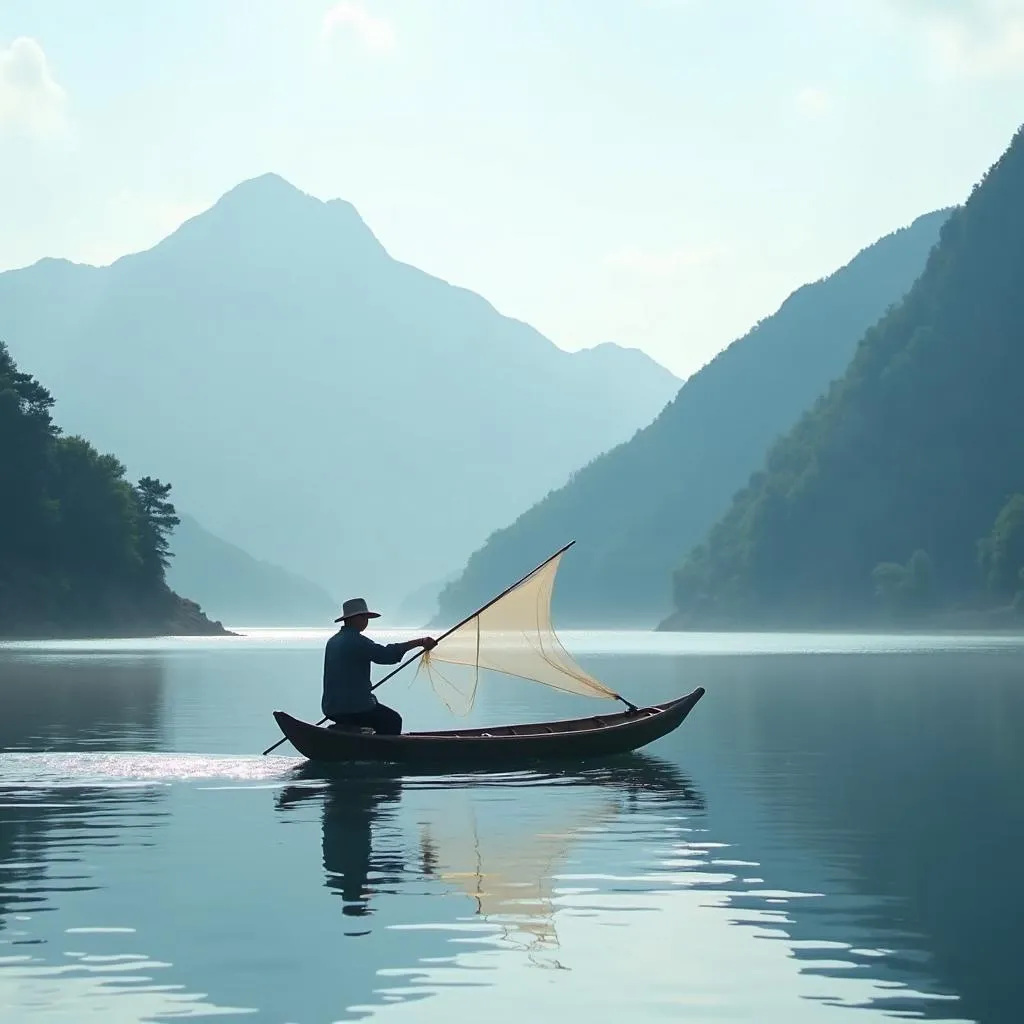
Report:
1,628,1022,1023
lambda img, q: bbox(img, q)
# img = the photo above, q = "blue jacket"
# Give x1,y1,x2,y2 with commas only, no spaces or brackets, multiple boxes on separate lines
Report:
322,626,406,716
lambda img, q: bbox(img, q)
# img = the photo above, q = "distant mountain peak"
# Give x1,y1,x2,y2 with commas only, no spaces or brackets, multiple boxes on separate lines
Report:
238,170,295,188
138,173,387,268
568,342,680,398
212,173,375,230
574,341,675,372
213,173,347,217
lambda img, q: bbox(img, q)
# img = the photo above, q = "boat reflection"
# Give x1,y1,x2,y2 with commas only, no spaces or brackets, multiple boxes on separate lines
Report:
275,754,705,959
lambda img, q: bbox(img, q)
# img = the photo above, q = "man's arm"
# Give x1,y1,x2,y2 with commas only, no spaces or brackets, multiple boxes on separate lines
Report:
364,635,437,665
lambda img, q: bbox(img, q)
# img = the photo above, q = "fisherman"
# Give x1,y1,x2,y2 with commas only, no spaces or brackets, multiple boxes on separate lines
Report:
322,598,437,735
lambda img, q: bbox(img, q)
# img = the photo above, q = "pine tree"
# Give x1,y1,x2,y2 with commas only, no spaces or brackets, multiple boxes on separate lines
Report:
135,476,180,575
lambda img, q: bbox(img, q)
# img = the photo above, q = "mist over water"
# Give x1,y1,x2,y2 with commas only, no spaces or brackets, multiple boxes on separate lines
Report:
1,630,1022,1023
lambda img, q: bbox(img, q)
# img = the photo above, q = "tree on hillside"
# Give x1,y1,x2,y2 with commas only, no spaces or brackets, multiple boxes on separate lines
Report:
136,476,180,575
0,342,58,596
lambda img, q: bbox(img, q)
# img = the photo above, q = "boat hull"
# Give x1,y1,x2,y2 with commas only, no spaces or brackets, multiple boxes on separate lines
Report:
271,687,705,768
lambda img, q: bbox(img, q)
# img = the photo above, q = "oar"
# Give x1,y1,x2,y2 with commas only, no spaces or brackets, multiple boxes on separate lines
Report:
260,541,576,756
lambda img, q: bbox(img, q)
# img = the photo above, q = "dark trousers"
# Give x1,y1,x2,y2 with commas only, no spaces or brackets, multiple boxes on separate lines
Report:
329,702,403,735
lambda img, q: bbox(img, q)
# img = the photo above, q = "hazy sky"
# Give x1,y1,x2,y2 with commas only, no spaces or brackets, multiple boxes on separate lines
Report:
2,1,1023,378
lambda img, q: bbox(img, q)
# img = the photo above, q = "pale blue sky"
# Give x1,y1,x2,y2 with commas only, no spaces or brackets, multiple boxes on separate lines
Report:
2,0,1023,377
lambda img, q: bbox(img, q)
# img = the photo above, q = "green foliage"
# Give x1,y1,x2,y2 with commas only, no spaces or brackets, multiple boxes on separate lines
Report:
0,340,189,635
670,123,1024,628
978,494,1024,600
51,436,141,583
0,343,58,575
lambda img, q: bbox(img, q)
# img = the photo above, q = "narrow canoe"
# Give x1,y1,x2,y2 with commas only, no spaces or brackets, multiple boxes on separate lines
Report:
271,686,705,768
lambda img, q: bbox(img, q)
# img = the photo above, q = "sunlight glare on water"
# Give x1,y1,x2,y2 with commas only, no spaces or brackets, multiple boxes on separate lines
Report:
0,751,303,787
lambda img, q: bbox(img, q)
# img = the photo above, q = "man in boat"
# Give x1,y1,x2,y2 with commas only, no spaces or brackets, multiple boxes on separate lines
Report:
322,598,437,735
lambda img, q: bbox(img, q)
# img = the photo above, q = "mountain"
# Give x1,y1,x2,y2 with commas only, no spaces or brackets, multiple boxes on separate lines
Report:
563,341,682,397
165,514,337,626
663,124,1024,629
393,573,457,625
0,174,679,610
0,341,226,639
434,208,950,628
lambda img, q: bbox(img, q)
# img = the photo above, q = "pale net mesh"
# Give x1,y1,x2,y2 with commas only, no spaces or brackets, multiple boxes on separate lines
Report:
414,549,619,716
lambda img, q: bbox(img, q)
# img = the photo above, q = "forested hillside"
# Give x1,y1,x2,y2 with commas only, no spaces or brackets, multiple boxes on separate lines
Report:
664,125,1024,629
434,209,949,627
0,342,225,638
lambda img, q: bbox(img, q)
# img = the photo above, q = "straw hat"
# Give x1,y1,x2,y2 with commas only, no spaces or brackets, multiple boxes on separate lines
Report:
334,597,381,623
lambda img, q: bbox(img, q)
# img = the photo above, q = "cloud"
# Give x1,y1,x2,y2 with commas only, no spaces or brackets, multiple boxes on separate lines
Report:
886,0,1024,76
796,86,830,115
0,37,66,139
605,243,727,280
321,2,396,55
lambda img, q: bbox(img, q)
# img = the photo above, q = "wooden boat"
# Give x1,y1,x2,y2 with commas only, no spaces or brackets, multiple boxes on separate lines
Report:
271,686,705,768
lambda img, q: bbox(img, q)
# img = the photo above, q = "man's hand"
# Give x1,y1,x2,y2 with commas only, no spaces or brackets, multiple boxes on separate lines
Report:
416,636,438,650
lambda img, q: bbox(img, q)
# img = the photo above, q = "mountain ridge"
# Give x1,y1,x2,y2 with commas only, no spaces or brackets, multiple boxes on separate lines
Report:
166,513,338,627
0,173,679,609
432,207,951,628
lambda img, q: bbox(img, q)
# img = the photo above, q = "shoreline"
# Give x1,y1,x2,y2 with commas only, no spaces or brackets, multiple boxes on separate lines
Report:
656,608,1024,634
0,624,239,642
0,613,237,643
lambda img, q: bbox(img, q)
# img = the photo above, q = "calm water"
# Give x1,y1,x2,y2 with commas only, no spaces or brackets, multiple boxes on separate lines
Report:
1,628,1023,1023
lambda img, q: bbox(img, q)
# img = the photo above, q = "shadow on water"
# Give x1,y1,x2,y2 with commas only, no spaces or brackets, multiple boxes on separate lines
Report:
279,772,405,926
273,754,706,986
275,753,706,903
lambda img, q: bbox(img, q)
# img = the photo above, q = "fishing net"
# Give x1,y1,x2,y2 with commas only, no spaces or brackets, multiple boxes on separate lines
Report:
413,546,620,716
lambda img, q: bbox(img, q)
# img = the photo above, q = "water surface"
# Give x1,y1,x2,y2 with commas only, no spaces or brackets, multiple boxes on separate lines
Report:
1,628,1022,1023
